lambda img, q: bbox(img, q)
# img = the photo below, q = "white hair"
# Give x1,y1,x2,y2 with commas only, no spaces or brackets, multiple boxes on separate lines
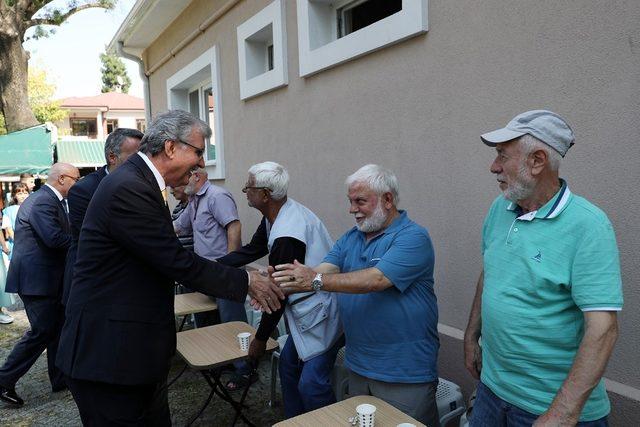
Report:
248,161,289,200
519,134,562,171
345,164,400,206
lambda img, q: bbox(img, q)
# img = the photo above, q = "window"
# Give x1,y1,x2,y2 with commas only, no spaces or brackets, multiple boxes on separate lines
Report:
136,119,146,132
296,0,428,77
167,47,226,178
106,119,119,134
236,0,288,100
337,0,402,38
70,118,98,138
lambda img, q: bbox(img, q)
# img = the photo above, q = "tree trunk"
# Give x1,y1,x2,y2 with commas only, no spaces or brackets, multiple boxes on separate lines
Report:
0,34,39,133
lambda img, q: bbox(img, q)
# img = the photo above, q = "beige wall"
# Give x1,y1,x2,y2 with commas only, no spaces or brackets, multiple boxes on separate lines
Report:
143,0,640,419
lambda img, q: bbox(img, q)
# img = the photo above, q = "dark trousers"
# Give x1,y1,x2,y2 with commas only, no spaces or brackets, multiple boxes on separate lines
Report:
66,376,171,426
279,336,344,418
0,294,65,390
470,381,609,427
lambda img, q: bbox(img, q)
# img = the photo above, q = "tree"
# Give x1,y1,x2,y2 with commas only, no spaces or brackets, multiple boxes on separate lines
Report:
0,0,116,133
100,50,131,93
28,67,67,124
0,67,67,134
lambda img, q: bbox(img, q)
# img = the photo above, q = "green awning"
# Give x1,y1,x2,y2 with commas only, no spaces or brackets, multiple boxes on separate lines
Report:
0,124,54,175
57,139,105,168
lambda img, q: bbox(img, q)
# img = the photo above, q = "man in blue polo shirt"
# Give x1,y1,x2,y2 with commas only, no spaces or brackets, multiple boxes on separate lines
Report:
464,110,623,426
273,164,440,427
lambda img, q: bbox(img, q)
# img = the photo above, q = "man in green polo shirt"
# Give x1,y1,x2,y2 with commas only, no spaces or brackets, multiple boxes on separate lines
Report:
464,110,623,426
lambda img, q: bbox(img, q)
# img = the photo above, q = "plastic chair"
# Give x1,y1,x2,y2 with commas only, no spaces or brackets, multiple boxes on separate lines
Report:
331,346,349,401
436,378,466,426
267,318,289,407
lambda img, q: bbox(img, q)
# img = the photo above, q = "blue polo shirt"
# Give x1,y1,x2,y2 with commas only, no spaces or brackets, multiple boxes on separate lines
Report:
481,180,623,421
323,211,439,383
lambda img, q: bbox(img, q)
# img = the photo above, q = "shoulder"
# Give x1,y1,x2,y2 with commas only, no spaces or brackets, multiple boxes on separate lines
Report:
566,193,612,227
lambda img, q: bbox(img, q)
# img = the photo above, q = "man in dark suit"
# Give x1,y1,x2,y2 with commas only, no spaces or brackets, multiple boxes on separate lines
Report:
62,128,143,306
0,163,80,406
57,110,284,425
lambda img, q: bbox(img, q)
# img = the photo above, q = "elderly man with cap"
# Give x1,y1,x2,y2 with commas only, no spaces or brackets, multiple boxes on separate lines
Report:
464,110,623,426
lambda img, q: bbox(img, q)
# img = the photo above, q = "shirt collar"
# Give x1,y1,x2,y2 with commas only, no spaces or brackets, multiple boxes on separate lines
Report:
137,152,166,191
44,183,64,201
358,210,408,239
195,180,211,197
507,179,572,221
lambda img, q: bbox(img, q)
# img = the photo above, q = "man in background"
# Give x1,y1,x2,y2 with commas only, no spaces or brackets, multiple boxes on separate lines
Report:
0,163,79,406
62,128,142,306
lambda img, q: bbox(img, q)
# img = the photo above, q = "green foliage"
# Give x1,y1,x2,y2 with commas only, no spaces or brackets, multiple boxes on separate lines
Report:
0,114,7,135
28,68,67,124
100,51,131,93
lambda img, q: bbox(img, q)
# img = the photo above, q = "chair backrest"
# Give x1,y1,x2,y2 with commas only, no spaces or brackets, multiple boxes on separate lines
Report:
436,378,466,426
331,346,349,401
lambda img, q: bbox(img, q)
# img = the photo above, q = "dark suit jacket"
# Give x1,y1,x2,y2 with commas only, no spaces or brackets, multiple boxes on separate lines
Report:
57,154,249,385
6,185,71,296
62,166,108,306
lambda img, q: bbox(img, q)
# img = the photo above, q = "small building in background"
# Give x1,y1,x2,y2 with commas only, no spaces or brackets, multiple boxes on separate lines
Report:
56,92,146,140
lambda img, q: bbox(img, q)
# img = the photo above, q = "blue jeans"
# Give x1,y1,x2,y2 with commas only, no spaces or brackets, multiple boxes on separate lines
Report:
279,335,344,418
470,381,609,427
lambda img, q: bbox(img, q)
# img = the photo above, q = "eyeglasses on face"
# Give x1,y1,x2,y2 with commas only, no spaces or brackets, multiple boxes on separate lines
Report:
177,139,204,158
242,186,272,193
61,174,81,182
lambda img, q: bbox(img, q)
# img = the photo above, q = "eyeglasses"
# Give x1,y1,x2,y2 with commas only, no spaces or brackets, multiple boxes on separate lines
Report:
177,139,204,158
242,186,271,193
61,174,81,182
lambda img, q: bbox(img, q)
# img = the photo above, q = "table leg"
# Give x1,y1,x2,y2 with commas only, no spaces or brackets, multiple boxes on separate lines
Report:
178,315,188,332
185,382,216,427
167,364,188,388
209,372,256,427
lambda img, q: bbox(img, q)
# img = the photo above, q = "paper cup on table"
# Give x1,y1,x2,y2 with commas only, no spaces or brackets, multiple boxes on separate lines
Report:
356,403,376,427
397,423,416,427
237,332,251,351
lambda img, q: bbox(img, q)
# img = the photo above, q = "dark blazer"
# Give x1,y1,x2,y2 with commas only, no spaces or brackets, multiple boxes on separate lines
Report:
62,166,108,305
6,185,71,296
57,154,249,385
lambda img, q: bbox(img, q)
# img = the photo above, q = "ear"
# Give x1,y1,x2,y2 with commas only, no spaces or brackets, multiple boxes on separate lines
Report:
107,151,118,166
529,149,547,176
164,140,177,159
382,192,394,209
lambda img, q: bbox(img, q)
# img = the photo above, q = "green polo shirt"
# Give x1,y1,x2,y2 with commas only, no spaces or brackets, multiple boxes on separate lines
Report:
481,180,623,421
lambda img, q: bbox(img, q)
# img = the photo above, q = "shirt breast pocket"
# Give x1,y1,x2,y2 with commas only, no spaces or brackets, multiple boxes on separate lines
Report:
367,257,381,268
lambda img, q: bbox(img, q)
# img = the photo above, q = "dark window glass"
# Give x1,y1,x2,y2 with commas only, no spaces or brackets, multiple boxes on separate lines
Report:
338,0,402,38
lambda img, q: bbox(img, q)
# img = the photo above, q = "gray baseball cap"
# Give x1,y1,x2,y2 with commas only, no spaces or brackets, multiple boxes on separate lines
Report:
481,110,575,157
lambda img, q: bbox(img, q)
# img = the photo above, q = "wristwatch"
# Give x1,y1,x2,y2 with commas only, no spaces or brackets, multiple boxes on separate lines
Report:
311,273,323,291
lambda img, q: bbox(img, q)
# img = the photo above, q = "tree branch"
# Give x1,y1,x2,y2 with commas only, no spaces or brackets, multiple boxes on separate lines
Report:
25,1,114,30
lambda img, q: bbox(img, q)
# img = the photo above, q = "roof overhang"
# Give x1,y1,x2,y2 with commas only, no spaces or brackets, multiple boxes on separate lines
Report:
108,0,192,57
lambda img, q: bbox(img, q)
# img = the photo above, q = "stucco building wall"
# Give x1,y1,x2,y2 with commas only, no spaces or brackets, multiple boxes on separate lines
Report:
141,0,640,420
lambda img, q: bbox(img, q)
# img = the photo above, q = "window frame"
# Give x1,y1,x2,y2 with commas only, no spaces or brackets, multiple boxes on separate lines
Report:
166,46,225,178
236,0,288,100
296,0,428,77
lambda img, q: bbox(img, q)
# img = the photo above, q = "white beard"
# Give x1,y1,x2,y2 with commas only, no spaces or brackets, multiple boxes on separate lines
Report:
356,201,388,233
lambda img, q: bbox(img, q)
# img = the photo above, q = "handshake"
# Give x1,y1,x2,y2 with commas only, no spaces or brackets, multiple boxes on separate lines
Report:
246,260,316,313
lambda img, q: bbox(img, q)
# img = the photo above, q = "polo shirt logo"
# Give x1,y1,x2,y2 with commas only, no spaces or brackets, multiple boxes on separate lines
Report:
532,250,542,263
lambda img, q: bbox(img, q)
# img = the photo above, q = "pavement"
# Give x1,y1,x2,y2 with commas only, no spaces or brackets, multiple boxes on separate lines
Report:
0,306,286,426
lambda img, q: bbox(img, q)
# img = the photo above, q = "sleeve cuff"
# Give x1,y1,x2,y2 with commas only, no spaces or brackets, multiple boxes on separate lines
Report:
581,306,622,312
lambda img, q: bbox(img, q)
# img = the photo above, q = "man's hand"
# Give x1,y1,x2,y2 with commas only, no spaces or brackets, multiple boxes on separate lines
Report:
248,270,284,314
272,260,315,293
1,243,9,255
248,338,267,366
463,336,482,380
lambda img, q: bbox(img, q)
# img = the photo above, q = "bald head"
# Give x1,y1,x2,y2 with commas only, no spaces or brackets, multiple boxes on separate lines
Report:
47,163,80,198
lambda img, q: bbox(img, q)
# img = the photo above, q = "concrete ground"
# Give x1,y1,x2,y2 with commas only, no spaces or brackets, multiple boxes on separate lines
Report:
0,305,286,426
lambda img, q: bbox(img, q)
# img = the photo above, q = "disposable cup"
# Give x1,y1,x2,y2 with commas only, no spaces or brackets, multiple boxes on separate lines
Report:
356,403,376,427
397,423,416,427
237,332,251,351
